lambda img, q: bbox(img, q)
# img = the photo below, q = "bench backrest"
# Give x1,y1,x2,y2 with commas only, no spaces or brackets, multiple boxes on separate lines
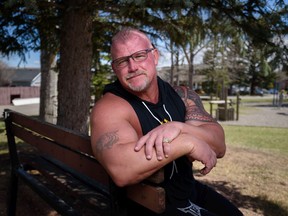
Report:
4,109,165,214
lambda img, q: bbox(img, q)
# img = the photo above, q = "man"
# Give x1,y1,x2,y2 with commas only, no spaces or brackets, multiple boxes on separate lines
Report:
90,27,243,216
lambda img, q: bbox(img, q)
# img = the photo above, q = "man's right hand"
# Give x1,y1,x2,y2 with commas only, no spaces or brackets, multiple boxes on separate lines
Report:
134,122,181,160
186,137,217,175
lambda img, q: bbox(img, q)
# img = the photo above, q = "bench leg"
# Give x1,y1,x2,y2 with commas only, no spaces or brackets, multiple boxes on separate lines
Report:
6,170,19,216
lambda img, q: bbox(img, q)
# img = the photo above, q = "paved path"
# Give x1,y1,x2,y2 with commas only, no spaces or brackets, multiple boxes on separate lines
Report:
219,102,288,128
0,104,39,117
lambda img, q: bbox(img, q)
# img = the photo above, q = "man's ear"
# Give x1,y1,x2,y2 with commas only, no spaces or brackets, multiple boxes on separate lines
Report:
153,49,159,66
111,62,116,72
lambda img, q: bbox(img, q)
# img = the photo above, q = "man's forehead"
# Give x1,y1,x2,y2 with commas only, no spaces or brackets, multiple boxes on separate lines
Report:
112,31,149,47
111,33,150,58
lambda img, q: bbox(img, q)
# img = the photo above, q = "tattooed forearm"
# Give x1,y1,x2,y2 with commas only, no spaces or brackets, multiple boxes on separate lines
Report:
96,130,119,154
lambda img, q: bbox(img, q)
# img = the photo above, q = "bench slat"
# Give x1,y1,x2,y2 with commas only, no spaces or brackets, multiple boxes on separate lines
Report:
126,184,165,214
17,168,81,216
9,111,93,155
11,123,110,186
21,154,114,215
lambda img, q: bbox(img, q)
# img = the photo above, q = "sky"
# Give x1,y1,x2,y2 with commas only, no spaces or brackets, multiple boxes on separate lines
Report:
0,47,204,69
1,51,175,68
1,51,41,68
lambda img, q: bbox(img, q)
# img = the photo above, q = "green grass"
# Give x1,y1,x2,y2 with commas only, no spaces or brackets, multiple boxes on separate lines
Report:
195,124,288,215
223,125,288,155
0,120,8,154
240,97,275,103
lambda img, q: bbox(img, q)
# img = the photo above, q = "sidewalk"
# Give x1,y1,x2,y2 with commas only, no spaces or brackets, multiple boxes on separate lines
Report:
0,104,39,117
219,102,288,128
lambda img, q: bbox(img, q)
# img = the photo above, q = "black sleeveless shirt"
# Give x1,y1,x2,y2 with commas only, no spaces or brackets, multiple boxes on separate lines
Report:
104,77,196,215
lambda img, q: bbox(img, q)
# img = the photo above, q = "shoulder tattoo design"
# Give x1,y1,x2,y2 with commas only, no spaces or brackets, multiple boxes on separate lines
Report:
174,86,215,122
173,86,186,99
95,130,119,154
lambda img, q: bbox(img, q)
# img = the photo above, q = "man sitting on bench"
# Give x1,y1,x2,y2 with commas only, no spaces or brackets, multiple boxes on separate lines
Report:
90,27,243,216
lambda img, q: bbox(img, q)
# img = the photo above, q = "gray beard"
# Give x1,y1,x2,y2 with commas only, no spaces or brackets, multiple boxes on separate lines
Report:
128,78,149,92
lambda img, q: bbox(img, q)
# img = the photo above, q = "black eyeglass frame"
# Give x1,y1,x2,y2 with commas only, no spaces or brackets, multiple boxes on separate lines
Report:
112,48,155,68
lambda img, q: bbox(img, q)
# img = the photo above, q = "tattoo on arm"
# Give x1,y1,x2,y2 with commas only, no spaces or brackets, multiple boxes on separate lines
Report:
174,86,215,122
173,86,186,99
186,88,215,122
95,130,119,154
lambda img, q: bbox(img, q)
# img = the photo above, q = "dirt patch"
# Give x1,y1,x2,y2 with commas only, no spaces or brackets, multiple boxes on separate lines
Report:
194,145,288,216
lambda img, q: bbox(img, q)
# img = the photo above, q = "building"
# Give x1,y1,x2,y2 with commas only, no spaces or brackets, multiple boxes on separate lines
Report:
157,64,208,90
10,68,41,86
0,68,40,105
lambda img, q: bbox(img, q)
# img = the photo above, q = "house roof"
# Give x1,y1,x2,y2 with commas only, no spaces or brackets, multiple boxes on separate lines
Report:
10,68,40,86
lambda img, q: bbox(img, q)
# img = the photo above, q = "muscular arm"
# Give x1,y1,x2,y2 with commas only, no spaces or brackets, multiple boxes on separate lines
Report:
173,86,226,158
90,94,212,187
135,86,225,167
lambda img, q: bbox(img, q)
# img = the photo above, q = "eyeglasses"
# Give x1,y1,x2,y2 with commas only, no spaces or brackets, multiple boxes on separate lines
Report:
112,48,155,68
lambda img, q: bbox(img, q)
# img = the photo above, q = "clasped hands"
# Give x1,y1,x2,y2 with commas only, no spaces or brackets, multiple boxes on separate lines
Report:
134,122,217,175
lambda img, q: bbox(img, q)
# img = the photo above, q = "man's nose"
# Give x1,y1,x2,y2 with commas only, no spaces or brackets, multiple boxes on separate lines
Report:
127,57,138,71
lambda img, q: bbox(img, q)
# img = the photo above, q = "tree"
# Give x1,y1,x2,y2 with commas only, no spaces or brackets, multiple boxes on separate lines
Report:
1,0,287,134
0,60,14,86
57,0,93,134
0,0,59,122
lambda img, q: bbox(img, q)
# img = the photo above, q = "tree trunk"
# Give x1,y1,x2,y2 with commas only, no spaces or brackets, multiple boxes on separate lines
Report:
169,41,174,85
57,1,93,134
39,49,57,123
188,53,195,89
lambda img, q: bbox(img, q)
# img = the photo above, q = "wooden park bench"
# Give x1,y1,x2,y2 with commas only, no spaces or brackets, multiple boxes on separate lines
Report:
3,109,165,216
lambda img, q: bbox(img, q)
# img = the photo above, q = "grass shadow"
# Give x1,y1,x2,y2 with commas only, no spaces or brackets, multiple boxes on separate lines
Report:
277,112,288,116
199,179,288,216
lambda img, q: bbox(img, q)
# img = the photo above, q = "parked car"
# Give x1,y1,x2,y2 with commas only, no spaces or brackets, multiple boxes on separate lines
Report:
254,88,263,96
239,86,250,95
268,88,278,94
254,88,268,96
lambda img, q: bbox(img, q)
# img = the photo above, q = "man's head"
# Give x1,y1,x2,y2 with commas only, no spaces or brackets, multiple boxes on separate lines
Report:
110,28,159,93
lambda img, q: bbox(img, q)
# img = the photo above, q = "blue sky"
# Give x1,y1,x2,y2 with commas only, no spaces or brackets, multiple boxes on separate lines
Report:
0,46,204,68
0,51,172,68
1,51,40,68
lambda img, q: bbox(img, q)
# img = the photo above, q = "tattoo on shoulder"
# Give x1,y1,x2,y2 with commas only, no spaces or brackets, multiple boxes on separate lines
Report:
185,103,215,122
173,86,185,99
175,86,215,122
187,89,215,122
96,130,119,153
186,88,204,108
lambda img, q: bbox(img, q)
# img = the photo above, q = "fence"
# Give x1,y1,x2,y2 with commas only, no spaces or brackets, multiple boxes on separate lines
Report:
0,87,40,105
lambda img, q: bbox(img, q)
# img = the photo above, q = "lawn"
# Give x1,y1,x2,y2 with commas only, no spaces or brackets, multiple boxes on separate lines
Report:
194,125,288,216
0,115,287,215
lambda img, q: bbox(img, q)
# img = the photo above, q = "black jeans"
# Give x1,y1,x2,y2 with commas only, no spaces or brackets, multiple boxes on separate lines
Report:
127,180,243,216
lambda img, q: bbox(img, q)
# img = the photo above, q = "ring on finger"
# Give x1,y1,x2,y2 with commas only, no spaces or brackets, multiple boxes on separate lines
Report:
163,137,171,143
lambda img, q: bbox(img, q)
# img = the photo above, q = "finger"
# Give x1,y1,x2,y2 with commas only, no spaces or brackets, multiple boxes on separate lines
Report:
163,141,170,158
154,135,165,161
134,135,148,151
200,154,217,175
144,133,158,160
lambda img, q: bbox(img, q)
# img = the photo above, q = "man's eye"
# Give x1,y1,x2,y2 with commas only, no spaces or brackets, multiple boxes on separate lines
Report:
116,59,128,66
133,52,146,60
